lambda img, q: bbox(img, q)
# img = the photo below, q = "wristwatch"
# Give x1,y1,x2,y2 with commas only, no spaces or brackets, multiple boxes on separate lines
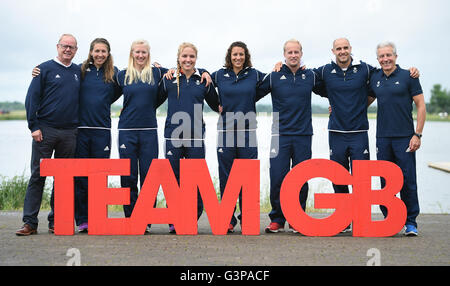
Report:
414,132,422,139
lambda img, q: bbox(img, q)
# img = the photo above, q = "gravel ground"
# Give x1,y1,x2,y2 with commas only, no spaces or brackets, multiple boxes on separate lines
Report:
1,211,449,268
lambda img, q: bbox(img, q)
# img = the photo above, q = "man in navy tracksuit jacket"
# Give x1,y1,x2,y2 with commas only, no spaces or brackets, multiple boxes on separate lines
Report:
313,39,376,210
368,42,426,236
257,39,324,233
211,66,264,229
159,68,219,222
17,34,80,236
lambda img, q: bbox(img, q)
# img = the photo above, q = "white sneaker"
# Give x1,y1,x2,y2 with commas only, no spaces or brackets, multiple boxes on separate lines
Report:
341,224,352,233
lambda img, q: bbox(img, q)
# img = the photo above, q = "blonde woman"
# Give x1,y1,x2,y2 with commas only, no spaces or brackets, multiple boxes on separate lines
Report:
159,42,219,233
116,39,167,219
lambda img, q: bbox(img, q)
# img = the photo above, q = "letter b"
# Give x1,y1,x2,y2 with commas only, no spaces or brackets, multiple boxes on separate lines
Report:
351,160,407,237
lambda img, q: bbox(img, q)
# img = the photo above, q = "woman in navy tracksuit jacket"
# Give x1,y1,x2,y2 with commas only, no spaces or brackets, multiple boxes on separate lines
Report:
210,41,265,233
115,40,168,221
75,38,122,232
158,42,219,233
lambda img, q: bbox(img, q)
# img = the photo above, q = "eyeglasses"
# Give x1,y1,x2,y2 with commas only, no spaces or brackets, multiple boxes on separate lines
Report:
58,44,77,51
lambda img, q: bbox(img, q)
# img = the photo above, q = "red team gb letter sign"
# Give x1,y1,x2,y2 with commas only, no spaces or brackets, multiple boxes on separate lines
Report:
40,158,407,237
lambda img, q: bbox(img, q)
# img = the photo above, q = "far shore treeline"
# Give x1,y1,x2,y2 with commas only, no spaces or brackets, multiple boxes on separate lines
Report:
0,101,336,117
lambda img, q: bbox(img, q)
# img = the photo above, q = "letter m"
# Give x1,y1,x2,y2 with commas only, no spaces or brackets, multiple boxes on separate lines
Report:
180,159,260,235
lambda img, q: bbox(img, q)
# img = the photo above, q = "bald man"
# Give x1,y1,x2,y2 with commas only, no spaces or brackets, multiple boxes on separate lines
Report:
314,38,374,212
313,38,419,233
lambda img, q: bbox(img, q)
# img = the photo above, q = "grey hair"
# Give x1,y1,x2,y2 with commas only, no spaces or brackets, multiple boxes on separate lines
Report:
376,41,397,56
58,34,77,45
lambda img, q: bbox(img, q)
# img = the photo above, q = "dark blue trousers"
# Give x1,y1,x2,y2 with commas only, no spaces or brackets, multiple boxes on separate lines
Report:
22,125,77,229
165,139,205,220
269,135,311,225
119,129,159,217
74,128,111,226
217,130,258,227
377,136,420,227
328,131,370,193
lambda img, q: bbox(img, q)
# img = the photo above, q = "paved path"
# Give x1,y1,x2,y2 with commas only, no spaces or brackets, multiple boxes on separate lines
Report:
1,211,449,267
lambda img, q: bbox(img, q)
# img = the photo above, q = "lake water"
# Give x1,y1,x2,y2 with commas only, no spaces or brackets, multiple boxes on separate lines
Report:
1,115,449,214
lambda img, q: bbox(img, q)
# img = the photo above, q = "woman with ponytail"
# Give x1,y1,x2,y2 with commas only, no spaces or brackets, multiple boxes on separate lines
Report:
159,42,220,233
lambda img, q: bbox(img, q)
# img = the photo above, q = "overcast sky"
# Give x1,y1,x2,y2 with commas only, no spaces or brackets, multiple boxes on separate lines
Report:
1,0,449,106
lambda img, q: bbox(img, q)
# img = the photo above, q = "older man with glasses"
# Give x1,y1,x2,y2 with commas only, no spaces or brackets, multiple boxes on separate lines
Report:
368,42,426,236
16,34,81,236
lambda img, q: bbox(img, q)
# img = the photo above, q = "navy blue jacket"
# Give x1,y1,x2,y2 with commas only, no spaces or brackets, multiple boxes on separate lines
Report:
159,69,219,139
369,65,423,138
314,59,375,132
211,67,265,131
257,64,322,135
79,63,121,129
25,59,81,132
116,66,167,129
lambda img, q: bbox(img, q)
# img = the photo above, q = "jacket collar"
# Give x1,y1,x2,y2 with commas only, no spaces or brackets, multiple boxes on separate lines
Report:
224,66,252,76
281,63,305,75
382,64,401,78
331,55,362,69
88,62,104,71
179,68,201,78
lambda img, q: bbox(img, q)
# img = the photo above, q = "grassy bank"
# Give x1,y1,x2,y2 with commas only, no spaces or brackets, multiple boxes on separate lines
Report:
0,110,26,120
0,174,51,210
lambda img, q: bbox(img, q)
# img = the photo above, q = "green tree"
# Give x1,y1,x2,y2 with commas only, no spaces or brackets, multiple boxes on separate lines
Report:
0,101,25,111
429,84,450,113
